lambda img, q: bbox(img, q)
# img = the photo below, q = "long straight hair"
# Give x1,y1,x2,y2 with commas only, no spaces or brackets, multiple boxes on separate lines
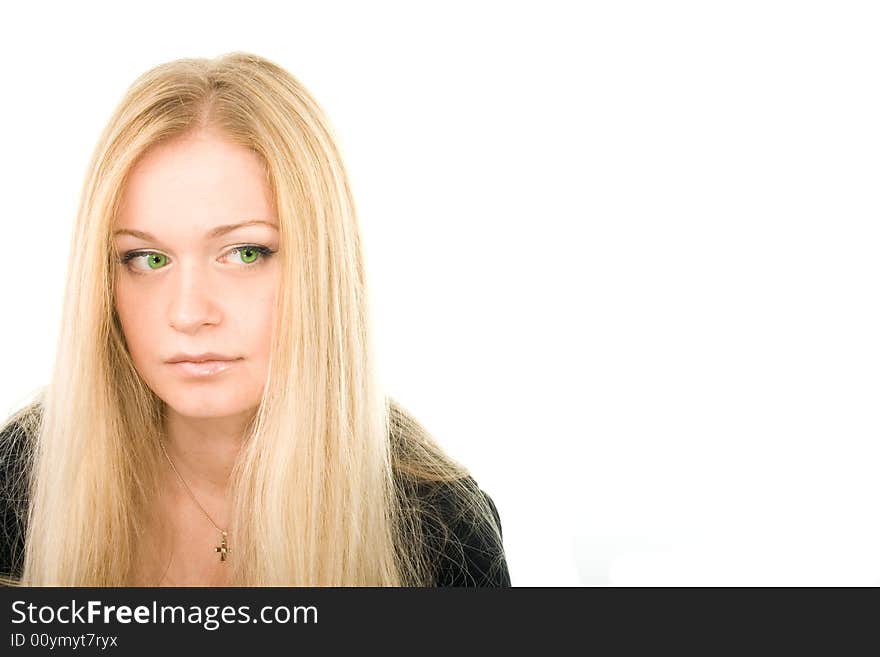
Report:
0,52,500,586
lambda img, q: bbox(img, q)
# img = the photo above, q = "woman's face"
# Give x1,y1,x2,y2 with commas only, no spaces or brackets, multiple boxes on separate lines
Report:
113,129,280,420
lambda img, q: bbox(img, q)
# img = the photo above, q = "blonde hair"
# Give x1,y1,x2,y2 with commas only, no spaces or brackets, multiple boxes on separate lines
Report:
0,52,504,586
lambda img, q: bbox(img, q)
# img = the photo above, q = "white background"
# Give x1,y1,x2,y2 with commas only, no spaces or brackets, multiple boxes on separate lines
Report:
1,1,879,586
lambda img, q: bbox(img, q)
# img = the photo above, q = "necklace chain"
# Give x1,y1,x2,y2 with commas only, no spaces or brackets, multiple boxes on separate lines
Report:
158,439,227,536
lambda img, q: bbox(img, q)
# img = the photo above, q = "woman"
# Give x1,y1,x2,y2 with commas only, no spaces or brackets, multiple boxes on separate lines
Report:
0,52,510,587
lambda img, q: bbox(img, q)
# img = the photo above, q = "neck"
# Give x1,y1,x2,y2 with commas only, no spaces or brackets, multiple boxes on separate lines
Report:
161,407,253,500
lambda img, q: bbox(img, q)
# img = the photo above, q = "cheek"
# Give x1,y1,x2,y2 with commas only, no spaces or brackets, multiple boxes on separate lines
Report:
114,280,153,354
248,287,278,356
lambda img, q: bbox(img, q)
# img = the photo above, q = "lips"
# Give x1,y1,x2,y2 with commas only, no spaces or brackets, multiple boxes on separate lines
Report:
168,358,241,378
166,352,237,364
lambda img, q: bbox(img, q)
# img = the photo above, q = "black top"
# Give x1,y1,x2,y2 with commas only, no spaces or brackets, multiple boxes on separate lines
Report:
0,420,511,586
414,478,512,586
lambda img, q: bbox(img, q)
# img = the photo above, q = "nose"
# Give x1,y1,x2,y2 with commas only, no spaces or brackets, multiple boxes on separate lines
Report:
167,260,222,333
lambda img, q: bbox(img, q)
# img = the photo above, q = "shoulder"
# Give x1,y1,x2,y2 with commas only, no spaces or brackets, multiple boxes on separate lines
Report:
0,415,32,491
0,416,32,582
416,477,511,587
0,412,36,492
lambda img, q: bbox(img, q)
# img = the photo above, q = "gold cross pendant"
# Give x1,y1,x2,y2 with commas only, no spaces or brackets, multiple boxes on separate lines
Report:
214,531,229,562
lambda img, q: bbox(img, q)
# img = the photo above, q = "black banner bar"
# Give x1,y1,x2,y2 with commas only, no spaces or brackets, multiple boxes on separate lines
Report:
0,586,870,653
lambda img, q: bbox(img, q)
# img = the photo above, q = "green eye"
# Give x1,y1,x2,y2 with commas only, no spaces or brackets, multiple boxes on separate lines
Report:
238,247,259,264
147,253,168,269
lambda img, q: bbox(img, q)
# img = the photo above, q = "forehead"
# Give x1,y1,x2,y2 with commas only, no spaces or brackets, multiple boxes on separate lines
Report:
115,131,275,233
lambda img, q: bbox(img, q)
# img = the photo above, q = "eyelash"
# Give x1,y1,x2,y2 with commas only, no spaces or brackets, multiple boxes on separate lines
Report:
117,245,276,275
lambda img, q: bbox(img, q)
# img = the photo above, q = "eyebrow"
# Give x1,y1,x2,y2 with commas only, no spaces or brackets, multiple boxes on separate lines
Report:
113,220,279,241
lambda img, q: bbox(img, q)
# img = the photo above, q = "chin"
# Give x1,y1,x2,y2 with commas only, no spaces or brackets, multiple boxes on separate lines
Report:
161,388,258,420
